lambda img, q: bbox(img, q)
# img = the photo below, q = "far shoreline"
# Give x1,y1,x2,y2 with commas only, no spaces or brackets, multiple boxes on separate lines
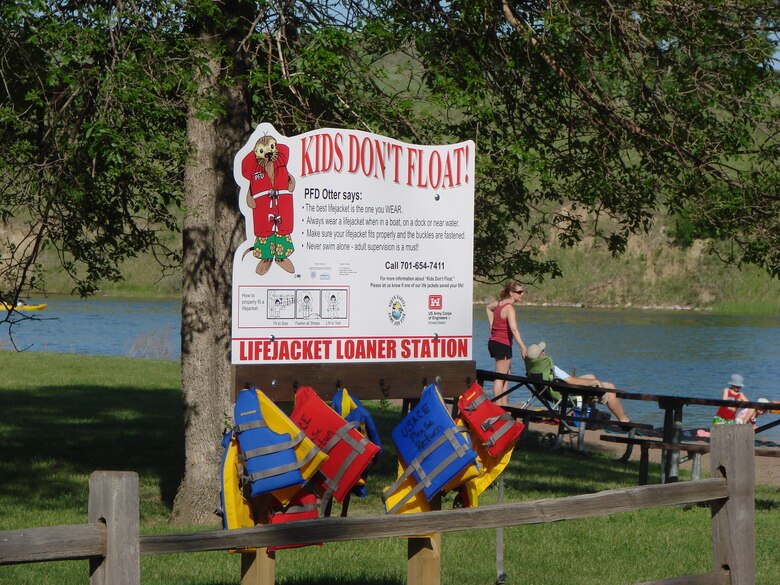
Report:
474,299,707,312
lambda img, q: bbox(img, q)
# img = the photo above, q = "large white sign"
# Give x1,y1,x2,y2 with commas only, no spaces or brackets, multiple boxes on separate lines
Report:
231,124,474,364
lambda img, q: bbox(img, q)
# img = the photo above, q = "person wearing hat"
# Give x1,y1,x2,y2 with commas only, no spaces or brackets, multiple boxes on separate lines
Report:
712,374,749,425
524,341,631,424
736,397,772,426
485,282,528,406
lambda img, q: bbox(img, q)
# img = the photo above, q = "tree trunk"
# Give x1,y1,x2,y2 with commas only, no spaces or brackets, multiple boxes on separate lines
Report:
172,25,251,525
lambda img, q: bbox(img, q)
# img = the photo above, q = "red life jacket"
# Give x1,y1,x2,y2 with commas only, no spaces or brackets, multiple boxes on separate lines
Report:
290,386,381,506
458,382,524,457
266,490,321,552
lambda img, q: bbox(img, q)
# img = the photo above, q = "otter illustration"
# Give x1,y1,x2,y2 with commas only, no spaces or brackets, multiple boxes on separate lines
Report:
240,136,296,275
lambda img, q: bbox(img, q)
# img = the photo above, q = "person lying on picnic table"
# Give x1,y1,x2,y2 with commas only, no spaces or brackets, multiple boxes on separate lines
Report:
524,341,631,425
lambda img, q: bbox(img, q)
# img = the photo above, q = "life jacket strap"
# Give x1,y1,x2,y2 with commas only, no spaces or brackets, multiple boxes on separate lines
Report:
240,432,322,483
320,425,370,508
382,426,471,514
464,393,489,411
238,432,305,460
481,413,514,448
245,458,305,482
322,422,364,454
383,441,469,515
282,502,318,515
235,419,268,433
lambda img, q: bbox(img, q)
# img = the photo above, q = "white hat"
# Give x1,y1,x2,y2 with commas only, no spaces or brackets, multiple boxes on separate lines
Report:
526,342,546,360
728,374,744,387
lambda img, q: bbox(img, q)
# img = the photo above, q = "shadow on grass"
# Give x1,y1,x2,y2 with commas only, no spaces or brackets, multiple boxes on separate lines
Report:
0,384,184,510
276,577,406,585
0,386,648,522
360,402,644,500
192,576,406,585
500,431,644,496
756,498,780,511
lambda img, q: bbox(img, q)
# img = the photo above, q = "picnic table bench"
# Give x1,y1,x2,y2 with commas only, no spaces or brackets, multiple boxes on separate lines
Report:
605,388,780,482
600,433,780,485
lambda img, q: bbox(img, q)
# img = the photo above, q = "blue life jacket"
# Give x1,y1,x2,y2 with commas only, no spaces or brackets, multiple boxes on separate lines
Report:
383,383,478,513
234,386,322,499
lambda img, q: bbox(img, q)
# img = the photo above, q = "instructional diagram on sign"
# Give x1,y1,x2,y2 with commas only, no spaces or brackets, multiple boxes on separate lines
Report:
231,124,474,364
238,286,348,326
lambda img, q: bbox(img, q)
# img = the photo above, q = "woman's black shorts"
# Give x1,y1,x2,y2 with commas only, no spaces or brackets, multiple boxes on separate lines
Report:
488,340,512,360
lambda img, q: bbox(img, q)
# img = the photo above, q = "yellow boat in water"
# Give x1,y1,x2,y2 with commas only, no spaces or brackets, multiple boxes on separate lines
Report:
2,301,48,311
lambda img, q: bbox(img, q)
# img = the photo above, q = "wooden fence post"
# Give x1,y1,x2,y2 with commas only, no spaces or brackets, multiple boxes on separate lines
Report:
710,424,755,585
408,533,441,585
241,549,276,585
88,471,140,585
240,495,275,585
408,494,441,585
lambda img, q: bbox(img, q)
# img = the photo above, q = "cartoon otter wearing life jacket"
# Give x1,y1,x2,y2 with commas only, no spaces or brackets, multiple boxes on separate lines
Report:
241,136,295,275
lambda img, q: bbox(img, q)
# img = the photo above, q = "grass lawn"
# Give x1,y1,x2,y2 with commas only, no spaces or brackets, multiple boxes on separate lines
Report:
1,351,779,584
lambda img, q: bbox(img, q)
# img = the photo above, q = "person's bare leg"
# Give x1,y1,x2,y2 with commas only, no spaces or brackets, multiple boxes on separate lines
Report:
493,358,511,406
605,392,629,422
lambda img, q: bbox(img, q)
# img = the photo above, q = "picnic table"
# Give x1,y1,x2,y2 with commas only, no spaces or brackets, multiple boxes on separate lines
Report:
604,388,780,482
600,433,780,484
474,369,652,452
476,369,780,480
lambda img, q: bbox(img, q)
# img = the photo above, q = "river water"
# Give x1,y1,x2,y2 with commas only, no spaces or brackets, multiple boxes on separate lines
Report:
6,297,780,440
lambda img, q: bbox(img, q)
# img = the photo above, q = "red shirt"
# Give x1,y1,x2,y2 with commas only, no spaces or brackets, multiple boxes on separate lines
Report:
489,302,512,346
715,387,743,421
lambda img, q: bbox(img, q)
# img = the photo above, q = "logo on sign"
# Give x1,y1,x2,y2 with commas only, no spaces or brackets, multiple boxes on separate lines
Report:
388,295,406,325
428,295,443,310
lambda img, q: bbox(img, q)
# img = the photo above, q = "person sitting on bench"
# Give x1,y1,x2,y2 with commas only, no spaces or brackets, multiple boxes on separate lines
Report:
712,374,749,425
736,397,772,425
524,341,631,424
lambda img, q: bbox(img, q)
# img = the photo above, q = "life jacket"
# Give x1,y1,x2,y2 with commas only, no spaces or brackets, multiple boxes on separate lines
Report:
219,429,255,530
266,490,322,552
458,382,525,458
382,383,479,514
331,387,383,498
454,420,517,508
234,386,327,505
290,386,381,507
524,355,562,403
383,459,432,515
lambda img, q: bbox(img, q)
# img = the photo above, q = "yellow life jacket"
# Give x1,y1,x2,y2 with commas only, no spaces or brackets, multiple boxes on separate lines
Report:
219,429,255,530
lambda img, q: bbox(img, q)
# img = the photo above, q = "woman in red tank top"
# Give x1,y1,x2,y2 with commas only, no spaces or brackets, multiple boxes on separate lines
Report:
485,282,527,406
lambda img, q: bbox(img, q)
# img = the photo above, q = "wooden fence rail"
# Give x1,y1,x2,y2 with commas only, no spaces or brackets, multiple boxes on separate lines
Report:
0,425,756,585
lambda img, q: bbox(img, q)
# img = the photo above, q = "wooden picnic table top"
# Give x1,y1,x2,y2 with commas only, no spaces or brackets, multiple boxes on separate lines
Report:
477,367,780,478
476,368,776,412
502,404,653,431
610,389,776,412
476,369,614,399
